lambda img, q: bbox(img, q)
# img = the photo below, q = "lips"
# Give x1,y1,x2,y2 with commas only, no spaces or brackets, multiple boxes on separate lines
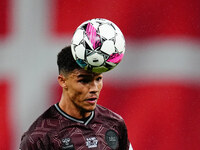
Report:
85,97,98,104
86,97,97,101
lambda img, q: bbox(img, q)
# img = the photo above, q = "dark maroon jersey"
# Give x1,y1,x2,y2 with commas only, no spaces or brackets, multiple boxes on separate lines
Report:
19,104,132,150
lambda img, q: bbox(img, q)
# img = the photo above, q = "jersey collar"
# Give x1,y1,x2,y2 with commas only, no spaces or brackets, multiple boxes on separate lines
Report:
54,103,94,125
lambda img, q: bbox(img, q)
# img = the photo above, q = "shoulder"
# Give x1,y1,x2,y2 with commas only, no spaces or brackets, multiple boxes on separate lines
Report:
20,105,59,147
27,104,59,132
95,105,125,124
95,105,127,141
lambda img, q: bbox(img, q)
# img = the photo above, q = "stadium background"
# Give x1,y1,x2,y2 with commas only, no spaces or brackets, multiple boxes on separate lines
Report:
0,0,200,149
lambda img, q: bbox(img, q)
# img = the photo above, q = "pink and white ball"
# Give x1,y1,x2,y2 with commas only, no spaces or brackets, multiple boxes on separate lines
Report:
71,18,125,73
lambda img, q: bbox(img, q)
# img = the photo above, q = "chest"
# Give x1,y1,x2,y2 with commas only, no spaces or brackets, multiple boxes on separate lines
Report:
48,123,120,150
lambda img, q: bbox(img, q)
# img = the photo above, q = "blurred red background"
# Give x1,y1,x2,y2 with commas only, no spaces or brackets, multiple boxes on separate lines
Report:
0,0,200,149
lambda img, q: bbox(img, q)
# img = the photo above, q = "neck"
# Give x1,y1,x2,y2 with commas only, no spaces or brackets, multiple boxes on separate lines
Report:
59,94,91,119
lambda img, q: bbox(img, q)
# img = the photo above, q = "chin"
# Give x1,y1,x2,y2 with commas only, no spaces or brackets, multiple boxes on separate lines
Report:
84,105,97,112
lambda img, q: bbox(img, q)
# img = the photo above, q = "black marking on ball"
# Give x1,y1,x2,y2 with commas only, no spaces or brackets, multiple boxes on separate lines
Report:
93,59,99,62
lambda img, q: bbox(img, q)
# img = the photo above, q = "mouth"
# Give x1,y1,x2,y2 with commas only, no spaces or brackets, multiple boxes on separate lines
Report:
85,97,97,104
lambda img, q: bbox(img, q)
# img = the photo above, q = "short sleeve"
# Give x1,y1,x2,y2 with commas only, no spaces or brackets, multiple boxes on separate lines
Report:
19,134,47,150
118,120,131,150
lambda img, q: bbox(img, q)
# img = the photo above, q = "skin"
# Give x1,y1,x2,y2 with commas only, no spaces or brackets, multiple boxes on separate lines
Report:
57,69,103,119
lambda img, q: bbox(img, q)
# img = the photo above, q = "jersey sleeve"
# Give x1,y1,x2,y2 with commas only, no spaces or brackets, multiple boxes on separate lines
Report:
118,120,133,150
19,133,47,150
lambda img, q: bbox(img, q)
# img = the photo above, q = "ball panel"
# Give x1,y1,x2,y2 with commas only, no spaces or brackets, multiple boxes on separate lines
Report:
85,23,101,50
76,59,88,68
107,53,124,64
101,40,115,55
71,45,77,60
99,24,115,40
84,34,94,50
72,29,84,45
92,66,109,73
74,44,86,59
89,19,100,29
86,53,105,66
115,34,125,53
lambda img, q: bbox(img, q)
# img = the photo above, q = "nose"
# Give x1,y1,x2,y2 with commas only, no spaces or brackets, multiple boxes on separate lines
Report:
89,81,99,93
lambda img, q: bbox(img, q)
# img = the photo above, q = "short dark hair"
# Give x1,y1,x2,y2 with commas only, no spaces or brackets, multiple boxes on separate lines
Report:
57,46,81,74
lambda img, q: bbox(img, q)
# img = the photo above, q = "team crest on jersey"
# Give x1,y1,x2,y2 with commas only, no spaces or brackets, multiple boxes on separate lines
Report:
105,130,119,149
61,138,74,150
86,137,98,148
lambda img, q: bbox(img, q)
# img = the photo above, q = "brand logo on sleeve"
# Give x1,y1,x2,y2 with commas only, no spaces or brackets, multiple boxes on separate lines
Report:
105,130,119,149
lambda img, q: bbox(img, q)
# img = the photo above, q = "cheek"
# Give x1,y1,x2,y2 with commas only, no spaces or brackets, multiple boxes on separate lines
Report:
98,82,103,91
71,86,88,99
67,86,81,99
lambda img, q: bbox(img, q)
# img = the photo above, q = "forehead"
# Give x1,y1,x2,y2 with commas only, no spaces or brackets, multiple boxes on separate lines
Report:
69,69,102,78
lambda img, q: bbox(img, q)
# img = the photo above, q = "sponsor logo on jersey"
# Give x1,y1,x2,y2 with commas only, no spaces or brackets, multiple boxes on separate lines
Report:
61,138,75,150
86,137,98,148
105,129,119,149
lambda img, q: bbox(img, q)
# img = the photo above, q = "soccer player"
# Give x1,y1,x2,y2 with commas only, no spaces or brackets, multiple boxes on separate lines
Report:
19,46,133,150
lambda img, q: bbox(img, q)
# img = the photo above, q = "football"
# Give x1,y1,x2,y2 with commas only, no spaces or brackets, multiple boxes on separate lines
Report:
71,18,125,73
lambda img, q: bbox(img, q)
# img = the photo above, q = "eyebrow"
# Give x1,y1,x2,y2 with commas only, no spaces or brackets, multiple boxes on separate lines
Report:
77,74,92,78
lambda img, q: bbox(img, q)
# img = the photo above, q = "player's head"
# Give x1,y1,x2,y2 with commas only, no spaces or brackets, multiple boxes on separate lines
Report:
57,46,81,74
57,46,103,115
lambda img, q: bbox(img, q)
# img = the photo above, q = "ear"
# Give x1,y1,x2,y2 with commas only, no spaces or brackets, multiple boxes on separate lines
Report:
57,74,67,88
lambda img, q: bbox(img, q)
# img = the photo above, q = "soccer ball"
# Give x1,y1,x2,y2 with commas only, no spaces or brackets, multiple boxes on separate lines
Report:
71,18,125,73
